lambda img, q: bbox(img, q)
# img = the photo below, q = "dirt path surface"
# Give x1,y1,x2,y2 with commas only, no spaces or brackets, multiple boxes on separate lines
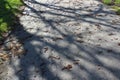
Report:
1,0,120,80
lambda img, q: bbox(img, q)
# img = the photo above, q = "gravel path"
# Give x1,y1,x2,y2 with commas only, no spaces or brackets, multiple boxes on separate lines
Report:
1,0,120,80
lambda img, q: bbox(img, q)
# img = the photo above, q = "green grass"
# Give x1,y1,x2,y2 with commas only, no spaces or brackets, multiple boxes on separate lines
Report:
103,0,120,15
112,6,120,15
0,0,23,37
103,0,120,5
103,0,113,5
114,0,120,4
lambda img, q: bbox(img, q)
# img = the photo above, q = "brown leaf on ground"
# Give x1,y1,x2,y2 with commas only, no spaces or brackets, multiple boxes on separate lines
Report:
0,53,10,61
15,43,23,47
95,24,102,30
73,61,79,64
17,49,26,55
11,46,18,56
62,64,72,70
76,39,84,43
8,41,27,57
108,33,115,36
73,60,80,64
12,48,26,57
48,55,60,60
44,47,48,53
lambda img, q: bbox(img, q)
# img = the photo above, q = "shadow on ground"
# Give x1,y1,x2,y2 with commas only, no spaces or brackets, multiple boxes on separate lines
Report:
6,0,120,80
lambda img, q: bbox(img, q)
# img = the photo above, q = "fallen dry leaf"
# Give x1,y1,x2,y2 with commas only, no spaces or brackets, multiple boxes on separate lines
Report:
73,61,79,64
44,47,48,53
15,43,23,47
48,55,60,60
7,41,27,57
43,30,49,32
13,48,26,57
62,64,72,70
95,24,101,30
53,37,63,41
17,49,26,55
73,60,80,65
0,53,10,61
76,39,84,43
108,33,115,36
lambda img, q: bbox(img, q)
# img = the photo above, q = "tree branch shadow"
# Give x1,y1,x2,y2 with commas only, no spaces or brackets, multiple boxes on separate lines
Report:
7,0,120,80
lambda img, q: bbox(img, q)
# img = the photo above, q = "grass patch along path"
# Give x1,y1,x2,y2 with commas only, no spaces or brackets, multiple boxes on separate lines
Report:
103,0,120,15
0,0,23,39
